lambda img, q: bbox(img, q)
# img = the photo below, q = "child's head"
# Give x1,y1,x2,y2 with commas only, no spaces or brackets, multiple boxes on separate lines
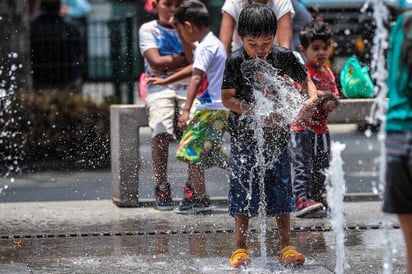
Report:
299,20,333,68
238,4,278,59
173,0,209,29
154,0,182,28
173,0,209,43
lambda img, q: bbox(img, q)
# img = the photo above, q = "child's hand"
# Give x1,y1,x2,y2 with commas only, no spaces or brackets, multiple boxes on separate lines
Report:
319,93,340,112
297,98,318,121
177,110,190,130
145,77,167,86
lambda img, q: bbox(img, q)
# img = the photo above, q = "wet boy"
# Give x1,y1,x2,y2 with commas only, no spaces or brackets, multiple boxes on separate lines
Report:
221,3,317,268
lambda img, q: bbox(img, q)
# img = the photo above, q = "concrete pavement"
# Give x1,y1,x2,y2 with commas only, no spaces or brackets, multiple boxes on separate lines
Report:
0,199,406,273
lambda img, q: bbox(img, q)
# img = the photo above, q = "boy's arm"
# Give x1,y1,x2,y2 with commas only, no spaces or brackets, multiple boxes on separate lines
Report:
143,48,188,72
299,78,318,100
221,88,251,116
219,12,235,55
146,64,192,86
177,68,204,129
277,13,292,49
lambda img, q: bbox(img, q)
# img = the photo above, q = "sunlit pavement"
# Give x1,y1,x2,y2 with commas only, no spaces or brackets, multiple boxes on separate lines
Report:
0,200,406,273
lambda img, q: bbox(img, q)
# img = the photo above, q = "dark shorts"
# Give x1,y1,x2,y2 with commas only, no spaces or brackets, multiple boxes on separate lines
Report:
383,131,412,214
228,141,295,217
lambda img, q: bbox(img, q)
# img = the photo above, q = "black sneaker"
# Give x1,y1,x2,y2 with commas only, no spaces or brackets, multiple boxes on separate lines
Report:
154,183,174,211
175,183,214,214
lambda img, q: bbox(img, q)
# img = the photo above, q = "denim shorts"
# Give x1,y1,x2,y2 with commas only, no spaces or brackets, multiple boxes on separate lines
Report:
383,131,412,214
228,141,295,217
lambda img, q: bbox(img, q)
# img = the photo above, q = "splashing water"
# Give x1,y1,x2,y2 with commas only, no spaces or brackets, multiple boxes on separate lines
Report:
364,0,393,273
326,141,348,274
240,58,306,267
0,52,22,186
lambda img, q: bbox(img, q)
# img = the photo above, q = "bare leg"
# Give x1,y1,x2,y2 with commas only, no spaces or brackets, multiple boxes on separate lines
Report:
188,163,206,197
398,214,412,274
276,214,291,250
152,133,173,185
235,215,249,249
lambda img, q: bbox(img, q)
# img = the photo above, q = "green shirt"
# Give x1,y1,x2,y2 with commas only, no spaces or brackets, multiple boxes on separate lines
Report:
385,12,412,132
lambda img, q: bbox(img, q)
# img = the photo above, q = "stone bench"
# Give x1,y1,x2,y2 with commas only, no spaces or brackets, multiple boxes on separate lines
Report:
110,98,376,207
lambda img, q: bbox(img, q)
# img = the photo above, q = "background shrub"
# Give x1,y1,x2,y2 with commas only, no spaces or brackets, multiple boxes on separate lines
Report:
0,90,110,174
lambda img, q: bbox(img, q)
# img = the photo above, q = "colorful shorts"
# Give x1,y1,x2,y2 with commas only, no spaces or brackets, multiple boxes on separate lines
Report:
176,109,229,169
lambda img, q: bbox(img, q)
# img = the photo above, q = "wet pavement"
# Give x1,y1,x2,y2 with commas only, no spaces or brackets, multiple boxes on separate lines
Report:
0,199,406,273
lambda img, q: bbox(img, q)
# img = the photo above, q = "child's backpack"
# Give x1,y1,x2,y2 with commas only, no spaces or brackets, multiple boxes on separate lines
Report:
339,56,375,99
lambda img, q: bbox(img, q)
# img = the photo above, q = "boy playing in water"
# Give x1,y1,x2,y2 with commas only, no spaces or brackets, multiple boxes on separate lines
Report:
150,0,229,214
221,3,317,268
138,0,192,210
290,20,340,217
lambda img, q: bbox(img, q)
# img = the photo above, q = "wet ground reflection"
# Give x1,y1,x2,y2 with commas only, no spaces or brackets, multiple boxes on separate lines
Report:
0,228,405,273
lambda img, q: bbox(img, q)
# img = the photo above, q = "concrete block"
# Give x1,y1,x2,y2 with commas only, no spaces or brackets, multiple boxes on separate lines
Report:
111,104,148,207
328,98,375,124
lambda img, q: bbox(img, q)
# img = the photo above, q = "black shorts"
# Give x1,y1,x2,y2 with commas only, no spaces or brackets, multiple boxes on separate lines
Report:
383,131,412,214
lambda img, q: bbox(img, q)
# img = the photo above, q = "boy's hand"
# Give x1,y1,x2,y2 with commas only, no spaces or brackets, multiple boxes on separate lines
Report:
145,77,167,86
297,98,318,121
177,110,190,130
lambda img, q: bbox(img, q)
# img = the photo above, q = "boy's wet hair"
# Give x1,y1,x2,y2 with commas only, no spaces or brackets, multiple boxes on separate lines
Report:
299,20,333,49
238,4,277,38
174,0,209,28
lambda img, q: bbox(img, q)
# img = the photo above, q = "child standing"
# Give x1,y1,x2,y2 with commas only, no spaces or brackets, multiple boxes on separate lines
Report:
383,2,412,273
290,20,340,218
172,0,229,214
138,0,192,210
221,3,317,268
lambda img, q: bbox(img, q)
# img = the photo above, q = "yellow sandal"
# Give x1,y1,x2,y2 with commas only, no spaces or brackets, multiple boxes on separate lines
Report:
279,245,305,266
229,248,251,268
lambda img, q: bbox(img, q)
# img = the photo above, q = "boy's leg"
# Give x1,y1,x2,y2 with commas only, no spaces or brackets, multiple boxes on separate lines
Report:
275,214,291,249
235,215,249,249
291,130,324,217
152,133,173,185
276,213,305,265
312,133,331,206
398,214,412,274
146,89,176,210
189,163,206,197
291,130,314,198
229,214,251,268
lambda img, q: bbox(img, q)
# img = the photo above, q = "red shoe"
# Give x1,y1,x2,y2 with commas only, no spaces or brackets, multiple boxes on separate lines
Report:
295,197,324,217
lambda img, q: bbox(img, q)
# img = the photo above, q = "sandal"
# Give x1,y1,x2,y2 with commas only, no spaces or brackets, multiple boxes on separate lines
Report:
279,245,305,266
229,248,251,268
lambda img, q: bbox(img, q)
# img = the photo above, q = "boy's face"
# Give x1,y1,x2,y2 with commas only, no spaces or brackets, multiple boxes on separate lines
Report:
241,34,275,59
300,39,330,68
154,0,180,27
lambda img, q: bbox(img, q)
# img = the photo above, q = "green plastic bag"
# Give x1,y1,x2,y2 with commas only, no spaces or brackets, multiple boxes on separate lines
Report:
340,56,375,98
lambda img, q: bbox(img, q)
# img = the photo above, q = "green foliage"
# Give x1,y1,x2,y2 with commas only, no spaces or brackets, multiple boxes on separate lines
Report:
1,90,110,172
